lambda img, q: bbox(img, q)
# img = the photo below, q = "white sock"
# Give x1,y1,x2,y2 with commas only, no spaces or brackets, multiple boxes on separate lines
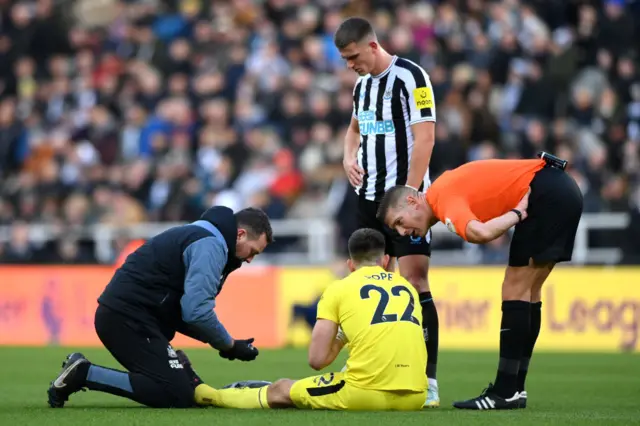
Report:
428,378,438,389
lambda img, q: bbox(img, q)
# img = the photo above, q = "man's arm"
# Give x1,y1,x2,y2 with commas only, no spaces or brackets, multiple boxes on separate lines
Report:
406,121,435,189
308,284,344,370
344,115,364,187
465,188,530,243
308,319,345,371
344,115,360,161
405,66,437,189
465,213,521,244
181,237,234,351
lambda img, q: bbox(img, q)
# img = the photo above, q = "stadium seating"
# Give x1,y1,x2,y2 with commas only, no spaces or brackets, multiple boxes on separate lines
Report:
0,0,638,264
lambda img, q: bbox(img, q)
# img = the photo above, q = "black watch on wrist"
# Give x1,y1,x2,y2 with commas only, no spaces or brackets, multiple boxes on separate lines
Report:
511,209,523,222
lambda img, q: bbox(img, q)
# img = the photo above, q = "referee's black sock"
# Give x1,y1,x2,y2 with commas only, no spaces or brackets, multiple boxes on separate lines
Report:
517,301,542,393
419,291,439,381
493,301,530,398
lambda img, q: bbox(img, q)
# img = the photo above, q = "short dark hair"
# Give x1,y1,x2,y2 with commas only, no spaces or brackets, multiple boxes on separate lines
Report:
235,207,274,244
334,17,375,50
376,186,416,222
348,228,386,264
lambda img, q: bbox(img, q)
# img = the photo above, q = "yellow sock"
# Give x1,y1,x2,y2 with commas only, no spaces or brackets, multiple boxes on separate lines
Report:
195,384,270,409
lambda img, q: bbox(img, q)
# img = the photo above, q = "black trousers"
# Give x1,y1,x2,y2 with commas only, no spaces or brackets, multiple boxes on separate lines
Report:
93,304,195,408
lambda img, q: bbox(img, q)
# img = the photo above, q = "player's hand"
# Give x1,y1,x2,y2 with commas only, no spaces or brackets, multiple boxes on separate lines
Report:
343,157,364,188
219,338,259,362
515,187,531,221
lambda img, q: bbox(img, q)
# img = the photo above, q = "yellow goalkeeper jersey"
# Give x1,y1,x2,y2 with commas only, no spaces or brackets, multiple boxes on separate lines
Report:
316,265,427,392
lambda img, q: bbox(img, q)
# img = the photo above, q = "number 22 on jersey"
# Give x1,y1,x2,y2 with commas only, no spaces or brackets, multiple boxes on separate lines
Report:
360,284,420,326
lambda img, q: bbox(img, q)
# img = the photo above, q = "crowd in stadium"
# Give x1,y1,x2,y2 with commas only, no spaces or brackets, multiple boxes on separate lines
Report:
0,0,639,264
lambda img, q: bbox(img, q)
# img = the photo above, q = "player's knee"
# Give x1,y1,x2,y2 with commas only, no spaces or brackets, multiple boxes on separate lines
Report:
166,382,196,408
267,379,295,408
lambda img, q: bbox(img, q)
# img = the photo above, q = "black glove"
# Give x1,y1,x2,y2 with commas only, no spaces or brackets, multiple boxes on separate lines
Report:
219,338,259,362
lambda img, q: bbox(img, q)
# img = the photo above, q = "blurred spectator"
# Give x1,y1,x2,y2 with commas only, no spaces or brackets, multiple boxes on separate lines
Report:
0,0,638,264
2,220,38,263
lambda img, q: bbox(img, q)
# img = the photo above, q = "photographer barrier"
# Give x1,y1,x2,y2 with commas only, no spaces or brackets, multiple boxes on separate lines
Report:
1,266,638,352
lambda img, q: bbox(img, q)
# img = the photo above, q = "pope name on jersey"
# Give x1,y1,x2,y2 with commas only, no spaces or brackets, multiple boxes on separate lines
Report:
353,56,436,202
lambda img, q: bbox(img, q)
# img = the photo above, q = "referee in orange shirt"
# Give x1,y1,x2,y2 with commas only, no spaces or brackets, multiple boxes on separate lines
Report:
376,153,584,410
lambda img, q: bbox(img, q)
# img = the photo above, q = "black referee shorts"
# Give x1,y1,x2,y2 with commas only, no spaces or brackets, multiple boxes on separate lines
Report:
357,197,432,258
509,166,583,267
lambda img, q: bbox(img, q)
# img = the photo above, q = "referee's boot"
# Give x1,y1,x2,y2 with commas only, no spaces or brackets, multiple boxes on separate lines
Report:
176,349,204,388
452,383,520,410
47,353,89,408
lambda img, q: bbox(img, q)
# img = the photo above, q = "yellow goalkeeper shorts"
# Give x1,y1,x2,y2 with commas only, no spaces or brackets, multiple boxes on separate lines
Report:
289,372,426,411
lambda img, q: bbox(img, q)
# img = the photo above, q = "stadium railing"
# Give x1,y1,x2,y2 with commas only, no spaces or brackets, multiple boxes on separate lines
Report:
0,212,630,265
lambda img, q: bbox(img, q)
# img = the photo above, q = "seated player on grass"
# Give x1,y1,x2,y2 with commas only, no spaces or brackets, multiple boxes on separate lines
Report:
180,228,429,411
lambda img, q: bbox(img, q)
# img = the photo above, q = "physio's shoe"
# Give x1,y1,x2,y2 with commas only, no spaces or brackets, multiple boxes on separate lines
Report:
452,383,520,410
423,381,440,408
47,353,89,408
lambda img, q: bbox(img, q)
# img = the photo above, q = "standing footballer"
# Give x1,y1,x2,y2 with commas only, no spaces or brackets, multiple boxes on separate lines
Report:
334,17,440,407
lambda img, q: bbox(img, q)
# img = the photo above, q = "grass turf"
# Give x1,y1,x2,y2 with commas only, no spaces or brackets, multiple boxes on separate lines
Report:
0,347,638,426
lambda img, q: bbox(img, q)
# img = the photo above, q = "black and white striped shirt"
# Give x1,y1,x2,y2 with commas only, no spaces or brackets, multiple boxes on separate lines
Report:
352,56,436,202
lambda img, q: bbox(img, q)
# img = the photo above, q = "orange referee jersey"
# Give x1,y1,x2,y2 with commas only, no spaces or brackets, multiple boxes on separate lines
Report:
425,159,545,241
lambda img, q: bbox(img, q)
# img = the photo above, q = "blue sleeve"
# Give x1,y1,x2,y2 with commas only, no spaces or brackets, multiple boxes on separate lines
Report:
181,237,233,350
15,131,29,165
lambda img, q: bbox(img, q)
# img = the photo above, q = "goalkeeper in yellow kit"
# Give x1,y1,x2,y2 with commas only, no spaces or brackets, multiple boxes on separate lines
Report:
183,228,428,411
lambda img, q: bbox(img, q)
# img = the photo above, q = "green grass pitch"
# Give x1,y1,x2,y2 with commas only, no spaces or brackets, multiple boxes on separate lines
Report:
0,347,638,425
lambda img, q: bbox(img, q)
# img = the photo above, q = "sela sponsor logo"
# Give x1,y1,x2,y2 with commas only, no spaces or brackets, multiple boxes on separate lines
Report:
358,110,375,121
